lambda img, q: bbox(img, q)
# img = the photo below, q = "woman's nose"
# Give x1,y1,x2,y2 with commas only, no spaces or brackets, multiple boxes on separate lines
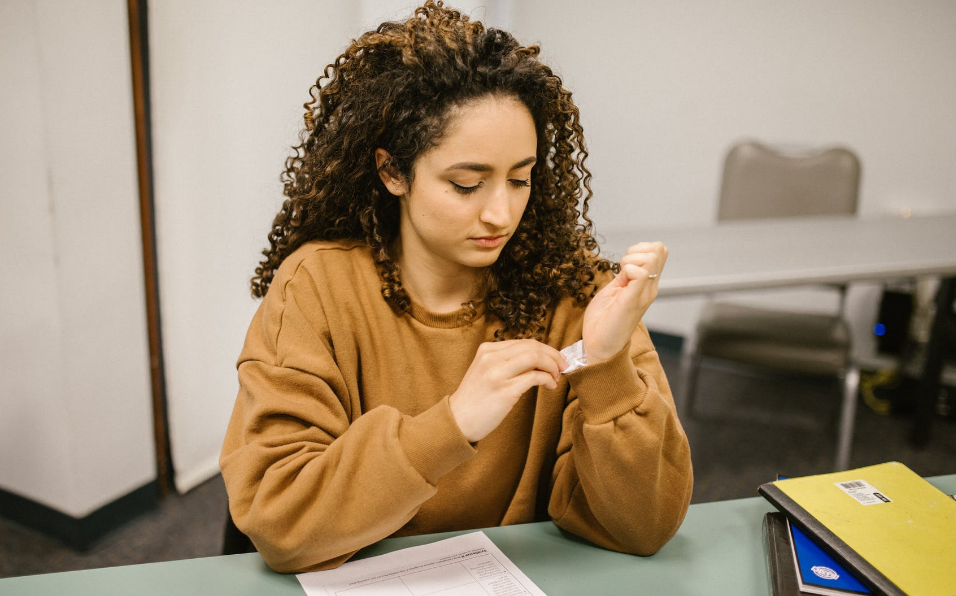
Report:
479,184,511,229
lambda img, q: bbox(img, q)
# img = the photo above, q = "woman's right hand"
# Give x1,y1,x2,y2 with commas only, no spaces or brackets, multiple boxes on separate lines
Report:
449,339,568,443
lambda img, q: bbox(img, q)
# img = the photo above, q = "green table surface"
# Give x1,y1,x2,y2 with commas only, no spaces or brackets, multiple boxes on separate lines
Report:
3,475,954,596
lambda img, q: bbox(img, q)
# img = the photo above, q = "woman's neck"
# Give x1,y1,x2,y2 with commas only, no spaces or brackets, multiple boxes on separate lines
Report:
394,245,485,314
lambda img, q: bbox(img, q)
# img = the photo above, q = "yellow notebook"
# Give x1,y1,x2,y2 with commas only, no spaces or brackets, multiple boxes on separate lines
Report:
758,462,956,596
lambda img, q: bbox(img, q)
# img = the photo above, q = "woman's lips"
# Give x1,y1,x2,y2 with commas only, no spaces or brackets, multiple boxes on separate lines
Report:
471,235,506,248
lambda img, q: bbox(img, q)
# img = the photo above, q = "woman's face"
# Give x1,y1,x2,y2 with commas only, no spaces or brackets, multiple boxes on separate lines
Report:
388,95,537,276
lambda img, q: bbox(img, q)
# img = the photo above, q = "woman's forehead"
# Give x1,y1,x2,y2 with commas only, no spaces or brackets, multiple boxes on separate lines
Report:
422,96,536,169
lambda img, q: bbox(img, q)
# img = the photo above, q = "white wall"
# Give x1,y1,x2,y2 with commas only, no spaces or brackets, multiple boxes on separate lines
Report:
0,0,154,517
510,0,956,357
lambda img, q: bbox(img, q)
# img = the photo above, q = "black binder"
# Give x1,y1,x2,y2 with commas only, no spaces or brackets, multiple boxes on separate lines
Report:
763,512,802,596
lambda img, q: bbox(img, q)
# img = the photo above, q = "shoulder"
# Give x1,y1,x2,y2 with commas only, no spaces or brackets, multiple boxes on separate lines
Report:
273,240,374,297
277,239,371,275
255,240,379,346
258,239,380,325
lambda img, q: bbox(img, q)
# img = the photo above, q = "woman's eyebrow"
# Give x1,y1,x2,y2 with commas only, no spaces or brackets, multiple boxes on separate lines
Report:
510,156,536,170
445,162,492,172
444,156,536,173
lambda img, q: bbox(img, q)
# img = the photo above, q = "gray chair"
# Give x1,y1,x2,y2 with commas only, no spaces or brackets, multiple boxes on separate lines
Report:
682,140,862,471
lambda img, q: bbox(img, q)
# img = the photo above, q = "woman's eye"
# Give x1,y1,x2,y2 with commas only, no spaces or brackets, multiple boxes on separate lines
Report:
451,181,481,194
509,178,531,189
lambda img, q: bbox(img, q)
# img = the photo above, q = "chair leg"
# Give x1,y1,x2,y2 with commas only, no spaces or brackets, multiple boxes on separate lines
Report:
835,366,860,471
679,351,702,419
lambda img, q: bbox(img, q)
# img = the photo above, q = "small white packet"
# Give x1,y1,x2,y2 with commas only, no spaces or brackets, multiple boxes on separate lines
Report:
560,339,587,373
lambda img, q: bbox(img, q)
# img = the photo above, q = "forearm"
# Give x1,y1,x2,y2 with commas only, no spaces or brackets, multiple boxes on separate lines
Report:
549,344,693,555
221,389,475,572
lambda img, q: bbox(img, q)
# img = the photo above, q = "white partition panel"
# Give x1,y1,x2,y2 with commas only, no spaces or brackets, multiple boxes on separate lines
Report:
0,0,155,517
149,0,348,491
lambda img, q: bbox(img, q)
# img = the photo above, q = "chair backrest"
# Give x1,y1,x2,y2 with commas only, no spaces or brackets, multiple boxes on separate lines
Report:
718,141,861,221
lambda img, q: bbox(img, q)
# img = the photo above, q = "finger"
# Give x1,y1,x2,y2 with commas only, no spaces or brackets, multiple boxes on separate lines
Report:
618,265,661,311
616,269,651,309
499,344,565,381
476,341,567,380
510,369,560,393
621,252,661,266
621,258,661,280
604,268,631,290
623,250,667,283
622,262,655,282
520,347,565,379
506,339,567,364
625,242,668,271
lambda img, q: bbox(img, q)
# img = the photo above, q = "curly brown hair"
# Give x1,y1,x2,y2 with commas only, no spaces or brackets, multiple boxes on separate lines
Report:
252,0,618,338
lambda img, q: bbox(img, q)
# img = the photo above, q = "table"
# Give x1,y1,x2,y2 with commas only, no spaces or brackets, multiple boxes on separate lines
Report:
599,212,956,297
600,212,956,444
3,475,953,595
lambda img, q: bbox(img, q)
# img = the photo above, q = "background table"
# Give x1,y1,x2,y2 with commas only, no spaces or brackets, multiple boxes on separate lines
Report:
601,212,956,444
598,213,956,297
3,475,954,596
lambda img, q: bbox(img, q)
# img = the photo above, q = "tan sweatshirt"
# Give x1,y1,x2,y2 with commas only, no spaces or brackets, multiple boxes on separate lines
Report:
220,240,693,573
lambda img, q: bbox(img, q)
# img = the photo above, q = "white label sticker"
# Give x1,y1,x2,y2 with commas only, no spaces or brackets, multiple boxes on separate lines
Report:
835,479,892,505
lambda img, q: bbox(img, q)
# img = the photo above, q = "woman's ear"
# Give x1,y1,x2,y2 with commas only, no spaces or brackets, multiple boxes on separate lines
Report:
375,148,407,196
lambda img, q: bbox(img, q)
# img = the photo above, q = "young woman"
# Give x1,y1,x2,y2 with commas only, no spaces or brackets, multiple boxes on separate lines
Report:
220,1,693,573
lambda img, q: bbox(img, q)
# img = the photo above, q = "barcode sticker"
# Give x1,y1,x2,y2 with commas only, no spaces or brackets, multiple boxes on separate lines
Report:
836,479,892,505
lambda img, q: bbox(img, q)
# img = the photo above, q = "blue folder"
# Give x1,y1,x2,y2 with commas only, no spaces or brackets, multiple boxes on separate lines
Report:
776,474,871,596
787,519,871,595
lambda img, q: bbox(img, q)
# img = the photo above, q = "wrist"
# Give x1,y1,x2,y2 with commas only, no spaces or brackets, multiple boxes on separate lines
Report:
580,340,616,367
448,393,480,443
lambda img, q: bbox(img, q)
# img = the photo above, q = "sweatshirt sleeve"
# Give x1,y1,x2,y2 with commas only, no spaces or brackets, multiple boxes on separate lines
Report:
219,264,476,573
548,322,693,555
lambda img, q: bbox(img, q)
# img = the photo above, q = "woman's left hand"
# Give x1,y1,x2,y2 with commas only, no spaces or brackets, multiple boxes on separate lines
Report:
582,241,668,365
